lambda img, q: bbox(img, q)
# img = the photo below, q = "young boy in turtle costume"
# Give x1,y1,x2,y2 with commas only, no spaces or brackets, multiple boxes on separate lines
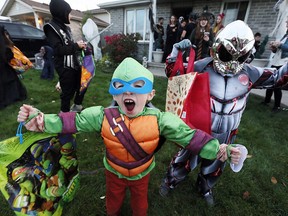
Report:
17,57,241,216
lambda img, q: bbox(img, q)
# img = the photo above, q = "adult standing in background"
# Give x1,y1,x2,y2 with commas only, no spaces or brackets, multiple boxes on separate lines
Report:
212,13,225,37
153,17,164,51
162,15,178,63
189,13,214,61
262,17,288,112
176,18,187,42
0,25,27,109
40,46,55,80
44,0,87,112
184,13,197,40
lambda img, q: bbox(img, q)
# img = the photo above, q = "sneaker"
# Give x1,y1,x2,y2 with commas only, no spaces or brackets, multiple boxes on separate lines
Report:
159,182,172,198
203,190,215,207
70,104,83,112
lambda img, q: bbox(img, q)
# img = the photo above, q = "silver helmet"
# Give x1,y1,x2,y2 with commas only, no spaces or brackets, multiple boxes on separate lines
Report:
211,20,255,76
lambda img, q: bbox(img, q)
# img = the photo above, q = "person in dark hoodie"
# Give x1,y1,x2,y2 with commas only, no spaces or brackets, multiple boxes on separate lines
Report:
44,0,87,112
40,45,55,80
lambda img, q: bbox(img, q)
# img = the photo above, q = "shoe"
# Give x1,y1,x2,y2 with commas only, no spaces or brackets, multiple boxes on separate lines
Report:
272,107,281,113
70,104,83,112
203,190,215,207
196,174,215,206
159,181,172,198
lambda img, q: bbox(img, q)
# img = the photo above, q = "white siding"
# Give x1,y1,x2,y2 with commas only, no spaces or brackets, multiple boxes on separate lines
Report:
7,1,33,16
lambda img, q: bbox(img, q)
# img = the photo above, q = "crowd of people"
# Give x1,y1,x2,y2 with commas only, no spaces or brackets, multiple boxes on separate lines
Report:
156,11,222,63
154,11,288,112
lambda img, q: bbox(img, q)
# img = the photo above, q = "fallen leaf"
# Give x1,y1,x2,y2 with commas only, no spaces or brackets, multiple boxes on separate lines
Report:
246,154,252,158
82,139,88,142
271,177,278,184
243,191,250,199
282,182,287,187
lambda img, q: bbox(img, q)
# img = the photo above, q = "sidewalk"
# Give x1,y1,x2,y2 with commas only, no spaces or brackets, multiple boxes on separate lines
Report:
148,66,288,107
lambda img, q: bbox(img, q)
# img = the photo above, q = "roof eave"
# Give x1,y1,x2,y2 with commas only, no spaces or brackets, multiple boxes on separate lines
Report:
98,0,151,9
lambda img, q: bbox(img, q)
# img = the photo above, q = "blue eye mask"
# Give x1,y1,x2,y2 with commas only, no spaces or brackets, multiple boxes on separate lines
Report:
109,77,153,95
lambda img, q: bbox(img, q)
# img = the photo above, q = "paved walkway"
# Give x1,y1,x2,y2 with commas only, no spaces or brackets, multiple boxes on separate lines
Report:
148,66,288,107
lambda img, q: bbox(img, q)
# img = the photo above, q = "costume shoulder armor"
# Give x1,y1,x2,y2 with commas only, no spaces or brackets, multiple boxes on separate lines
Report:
194,57,213,73
43,22,64,45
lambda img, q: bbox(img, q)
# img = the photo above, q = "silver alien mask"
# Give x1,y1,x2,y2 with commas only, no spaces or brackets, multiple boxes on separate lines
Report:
211,20,255,77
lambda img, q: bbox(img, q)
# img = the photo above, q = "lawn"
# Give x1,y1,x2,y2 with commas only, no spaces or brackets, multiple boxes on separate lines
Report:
0,67,288,216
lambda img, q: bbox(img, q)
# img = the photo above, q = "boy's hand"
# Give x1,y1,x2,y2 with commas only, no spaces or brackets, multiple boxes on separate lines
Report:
17,104,38,122
217,144,228,161
17,104,44,132
217,144,241,163
229,146,241,164
217,144,248,172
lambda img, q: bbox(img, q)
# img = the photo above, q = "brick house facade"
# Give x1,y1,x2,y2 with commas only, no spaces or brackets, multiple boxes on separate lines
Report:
99,0,283,62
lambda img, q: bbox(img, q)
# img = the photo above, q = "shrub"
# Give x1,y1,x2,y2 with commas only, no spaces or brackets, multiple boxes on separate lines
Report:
103,33,140,64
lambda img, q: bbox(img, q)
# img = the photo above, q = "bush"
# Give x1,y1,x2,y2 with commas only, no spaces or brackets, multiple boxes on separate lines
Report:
103,33,140,64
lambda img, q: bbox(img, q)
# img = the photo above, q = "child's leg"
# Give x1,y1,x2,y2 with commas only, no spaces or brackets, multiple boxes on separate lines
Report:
105,170,126,216
128,173,150,216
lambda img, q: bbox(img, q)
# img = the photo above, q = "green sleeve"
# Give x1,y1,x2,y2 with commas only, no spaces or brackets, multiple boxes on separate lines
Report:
158,111,220,160
44,114,63,133
199,139,220,160
75,106,104,132
44,106,105,133
158,111,196,145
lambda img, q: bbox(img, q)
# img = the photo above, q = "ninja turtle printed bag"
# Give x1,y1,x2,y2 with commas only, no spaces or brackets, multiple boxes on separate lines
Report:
0,128,79,216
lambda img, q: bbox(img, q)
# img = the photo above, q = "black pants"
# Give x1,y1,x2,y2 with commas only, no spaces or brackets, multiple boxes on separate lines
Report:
58,68,87,112
264,88,282,108
264,65,282,108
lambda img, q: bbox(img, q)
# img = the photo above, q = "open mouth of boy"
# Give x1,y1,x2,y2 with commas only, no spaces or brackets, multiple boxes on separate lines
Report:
124,99,135,112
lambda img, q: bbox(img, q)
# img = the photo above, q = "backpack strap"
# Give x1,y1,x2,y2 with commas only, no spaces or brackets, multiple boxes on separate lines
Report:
104,108,149,161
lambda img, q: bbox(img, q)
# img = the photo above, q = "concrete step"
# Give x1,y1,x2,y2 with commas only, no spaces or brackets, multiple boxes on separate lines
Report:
148,61,165,68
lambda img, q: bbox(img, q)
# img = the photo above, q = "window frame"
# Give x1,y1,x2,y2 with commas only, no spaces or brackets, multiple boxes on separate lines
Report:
220,0,252,26
124,6,150,43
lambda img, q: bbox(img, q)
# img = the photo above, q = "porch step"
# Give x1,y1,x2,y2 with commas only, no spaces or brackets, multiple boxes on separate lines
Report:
148,61,165,68
147,61,166,77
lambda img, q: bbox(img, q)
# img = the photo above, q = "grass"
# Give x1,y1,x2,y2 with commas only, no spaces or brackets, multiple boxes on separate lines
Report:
0,67,288,216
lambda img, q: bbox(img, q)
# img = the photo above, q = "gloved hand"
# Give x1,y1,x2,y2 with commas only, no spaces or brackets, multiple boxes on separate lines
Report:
173,39,192,50
169,39,192,60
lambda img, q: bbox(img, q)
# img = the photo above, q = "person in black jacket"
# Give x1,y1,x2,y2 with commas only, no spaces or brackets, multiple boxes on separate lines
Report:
44,0,87,112
0,25,27,109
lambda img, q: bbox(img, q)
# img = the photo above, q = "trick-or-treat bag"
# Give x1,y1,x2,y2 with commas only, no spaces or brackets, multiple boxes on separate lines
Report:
165,48,211,134
80,48,96,95
10,46,34,74
0,130,79,216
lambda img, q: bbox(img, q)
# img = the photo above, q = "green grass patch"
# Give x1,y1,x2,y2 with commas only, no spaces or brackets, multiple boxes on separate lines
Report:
0,67,288,215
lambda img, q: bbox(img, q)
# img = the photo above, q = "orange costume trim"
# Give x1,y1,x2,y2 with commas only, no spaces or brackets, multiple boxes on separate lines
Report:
101,114,160,177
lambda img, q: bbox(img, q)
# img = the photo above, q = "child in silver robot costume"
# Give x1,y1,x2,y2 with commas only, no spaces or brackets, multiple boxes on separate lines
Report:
160,20,288,206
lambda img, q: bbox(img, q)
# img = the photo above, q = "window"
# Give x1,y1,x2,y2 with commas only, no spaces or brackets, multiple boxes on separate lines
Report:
222,1,251,26
125,7,150,42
